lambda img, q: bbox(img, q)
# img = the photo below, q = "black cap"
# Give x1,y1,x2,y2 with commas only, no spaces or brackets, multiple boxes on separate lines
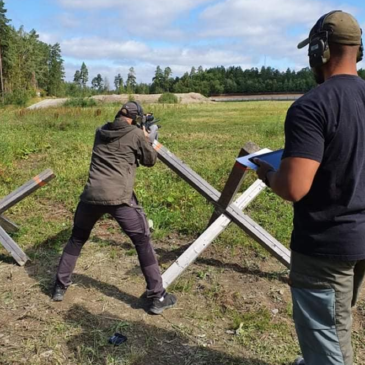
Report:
119,101,143,120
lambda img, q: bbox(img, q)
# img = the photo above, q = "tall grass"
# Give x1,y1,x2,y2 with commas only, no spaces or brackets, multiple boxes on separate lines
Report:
0,101,293,251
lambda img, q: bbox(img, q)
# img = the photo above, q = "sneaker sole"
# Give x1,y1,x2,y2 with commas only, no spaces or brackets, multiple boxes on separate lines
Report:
52,296,64,302
149,303,175,315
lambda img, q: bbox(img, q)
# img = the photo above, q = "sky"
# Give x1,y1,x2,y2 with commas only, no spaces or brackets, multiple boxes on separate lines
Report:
5,0,365,85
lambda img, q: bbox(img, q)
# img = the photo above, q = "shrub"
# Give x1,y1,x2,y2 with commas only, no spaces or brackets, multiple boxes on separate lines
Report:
158,92,179,104
64,98,97,108
4,89,34,106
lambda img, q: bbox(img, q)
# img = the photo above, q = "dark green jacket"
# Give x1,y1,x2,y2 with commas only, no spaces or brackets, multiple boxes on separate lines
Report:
80,117,157,205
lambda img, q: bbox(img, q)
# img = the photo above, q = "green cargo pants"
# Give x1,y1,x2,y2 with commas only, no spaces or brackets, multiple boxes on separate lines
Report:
289,251,365,365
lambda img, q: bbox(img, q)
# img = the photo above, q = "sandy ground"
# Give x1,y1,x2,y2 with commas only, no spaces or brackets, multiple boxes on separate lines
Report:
27,93,210,110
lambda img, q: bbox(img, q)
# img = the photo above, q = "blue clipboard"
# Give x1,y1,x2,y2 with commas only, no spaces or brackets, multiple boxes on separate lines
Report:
236,149,284,171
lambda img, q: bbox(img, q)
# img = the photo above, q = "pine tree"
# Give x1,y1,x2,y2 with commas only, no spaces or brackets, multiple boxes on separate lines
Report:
47,43,64,96
114,73,124,92
91,74,104,91
152,65,164,93
163,67,172,92
0,0,11,102
74,70,81,85
126,67,136,92
80,62,88,88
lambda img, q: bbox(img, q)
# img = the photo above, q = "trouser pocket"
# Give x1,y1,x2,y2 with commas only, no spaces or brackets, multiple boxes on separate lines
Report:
291,287,345,364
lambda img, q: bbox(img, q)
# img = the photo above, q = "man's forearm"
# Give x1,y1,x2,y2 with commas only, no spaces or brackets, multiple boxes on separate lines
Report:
267,171,299,202
256,157,319,203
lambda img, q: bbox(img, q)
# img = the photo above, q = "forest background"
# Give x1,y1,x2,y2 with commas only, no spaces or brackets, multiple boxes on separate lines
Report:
2,0,365,106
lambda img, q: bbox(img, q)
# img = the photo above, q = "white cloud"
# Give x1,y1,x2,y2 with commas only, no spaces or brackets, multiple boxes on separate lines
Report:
54,0,365,81
63,39,253,83
38,32,60,45
62,37,251,66
58,13,80,29
196,1,365,67
58,0,124,9
62,38,150,59
199,0,331,38
58,0,213,25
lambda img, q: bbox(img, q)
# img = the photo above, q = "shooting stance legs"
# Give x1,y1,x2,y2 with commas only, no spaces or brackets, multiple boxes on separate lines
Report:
53,195,175,313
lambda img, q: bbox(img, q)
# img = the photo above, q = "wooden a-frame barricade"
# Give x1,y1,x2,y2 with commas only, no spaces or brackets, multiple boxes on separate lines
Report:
151,141,291,289
0,169,55,266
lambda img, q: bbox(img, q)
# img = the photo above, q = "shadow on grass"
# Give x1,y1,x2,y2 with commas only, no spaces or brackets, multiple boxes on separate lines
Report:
0,253,17,265
154,243,289,284
63,303,274,365
73,273,148,311
22,228,72,295
20,225,286,309
21,228,148,311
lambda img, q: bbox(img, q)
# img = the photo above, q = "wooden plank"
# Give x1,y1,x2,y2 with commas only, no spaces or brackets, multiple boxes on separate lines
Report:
0,226,29,266
0,169,55,214
0,215,19,233
154,141,290,268
162,179,267,288
208,142,262,224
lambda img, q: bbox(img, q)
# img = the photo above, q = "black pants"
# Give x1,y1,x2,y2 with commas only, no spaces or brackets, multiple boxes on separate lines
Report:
56,196,165,298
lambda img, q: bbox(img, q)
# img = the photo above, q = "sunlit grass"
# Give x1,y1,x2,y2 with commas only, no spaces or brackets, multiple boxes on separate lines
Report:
0,101,292,251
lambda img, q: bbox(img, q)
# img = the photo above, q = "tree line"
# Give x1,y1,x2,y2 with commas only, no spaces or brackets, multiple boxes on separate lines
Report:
66,62,365,98
1,0,365,105
0,1,64,104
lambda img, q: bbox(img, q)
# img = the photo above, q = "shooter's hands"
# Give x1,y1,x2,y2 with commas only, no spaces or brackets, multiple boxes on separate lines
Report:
254,158,275,184
142,126,149,138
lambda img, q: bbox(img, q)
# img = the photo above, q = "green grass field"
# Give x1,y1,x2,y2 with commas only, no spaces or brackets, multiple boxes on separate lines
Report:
0,102,293,250
0,101,364,365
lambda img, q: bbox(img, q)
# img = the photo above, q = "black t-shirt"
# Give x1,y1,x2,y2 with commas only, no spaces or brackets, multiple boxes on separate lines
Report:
283,74,365,260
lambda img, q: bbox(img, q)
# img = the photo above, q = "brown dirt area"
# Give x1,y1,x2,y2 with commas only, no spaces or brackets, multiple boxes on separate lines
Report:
1,212,364,364
0,195,364,365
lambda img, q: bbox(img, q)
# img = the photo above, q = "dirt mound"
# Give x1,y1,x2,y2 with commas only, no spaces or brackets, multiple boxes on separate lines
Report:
27,93,210,110
93,92,209,105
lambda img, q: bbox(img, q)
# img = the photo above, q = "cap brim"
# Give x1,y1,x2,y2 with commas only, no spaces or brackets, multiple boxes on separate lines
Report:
297,38,309,49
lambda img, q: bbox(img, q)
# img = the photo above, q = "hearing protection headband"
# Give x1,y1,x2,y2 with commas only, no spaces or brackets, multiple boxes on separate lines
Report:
308,10,363,68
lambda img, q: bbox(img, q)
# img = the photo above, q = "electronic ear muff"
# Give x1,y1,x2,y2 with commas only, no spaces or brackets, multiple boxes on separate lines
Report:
358,30,364,63
308,11,339,68
308,10,363,67
129,101,144,124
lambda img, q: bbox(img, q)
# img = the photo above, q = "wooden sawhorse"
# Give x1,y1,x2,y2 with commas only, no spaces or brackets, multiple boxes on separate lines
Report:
0,169,55,266
151,141,290,289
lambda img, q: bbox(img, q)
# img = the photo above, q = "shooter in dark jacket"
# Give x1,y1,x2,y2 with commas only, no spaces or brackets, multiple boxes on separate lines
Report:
52,101,176,315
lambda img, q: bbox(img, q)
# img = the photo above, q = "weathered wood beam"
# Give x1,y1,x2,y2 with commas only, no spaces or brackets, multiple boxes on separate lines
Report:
0,226,29,266
208,141,261,225
154,141,290,269
162,179,267,288
0,215,19,233
0,169,55,214
0,169,55,266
